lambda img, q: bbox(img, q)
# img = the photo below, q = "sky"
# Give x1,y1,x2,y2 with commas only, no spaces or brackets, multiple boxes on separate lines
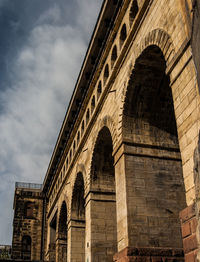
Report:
0,0,103,244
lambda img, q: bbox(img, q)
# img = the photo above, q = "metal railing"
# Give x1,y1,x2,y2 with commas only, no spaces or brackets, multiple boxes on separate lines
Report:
15,182,42,190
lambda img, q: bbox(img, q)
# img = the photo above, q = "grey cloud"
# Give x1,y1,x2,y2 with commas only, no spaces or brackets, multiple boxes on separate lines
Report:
0,0,103,243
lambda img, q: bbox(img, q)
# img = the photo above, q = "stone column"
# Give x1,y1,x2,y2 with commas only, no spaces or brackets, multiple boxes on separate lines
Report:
46,223,56,261
114,152,129,251
56,232,67,262
46,243,56,262
113,142,186,261
67,219,85,262
85,191,117,262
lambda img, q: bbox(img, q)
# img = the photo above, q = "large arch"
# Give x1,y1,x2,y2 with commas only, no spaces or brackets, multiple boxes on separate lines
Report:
56,201,68,262
117,44,187,253
122,44,178,147
86,126,117,261
136,29,175,66
91,126,115,192
69,172,85,262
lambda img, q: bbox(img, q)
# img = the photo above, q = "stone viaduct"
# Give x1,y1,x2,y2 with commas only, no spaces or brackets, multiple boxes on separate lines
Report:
12,0,200,261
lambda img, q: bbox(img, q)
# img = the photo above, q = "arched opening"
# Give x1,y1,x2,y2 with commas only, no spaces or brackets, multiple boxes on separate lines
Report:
129,0,138,26
122,45,186,250
77,131,80,145
81,120,85,135
91,96,95,114
69,150,72,163
66,157,68,169
71,173,85,219
70,173,85,261
73,141,76,154
21,235,31,260
97,81,102,100
89,126,117,261
56,202,68,262
103,64,109,85
120,24,127,48
86,109,90,125
111,45,117,68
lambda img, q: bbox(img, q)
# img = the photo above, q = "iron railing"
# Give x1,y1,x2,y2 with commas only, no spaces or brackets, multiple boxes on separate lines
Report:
15,182,42,190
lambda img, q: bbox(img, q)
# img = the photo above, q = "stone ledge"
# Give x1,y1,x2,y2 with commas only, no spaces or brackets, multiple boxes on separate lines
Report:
113,247,184,262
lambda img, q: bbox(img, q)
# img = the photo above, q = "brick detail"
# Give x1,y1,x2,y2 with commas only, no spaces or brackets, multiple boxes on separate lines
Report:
113,247,184,262
185,251,198,262
179,204,198,261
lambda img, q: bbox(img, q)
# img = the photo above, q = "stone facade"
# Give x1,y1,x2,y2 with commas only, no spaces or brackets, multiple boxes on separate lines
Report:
12,0,200,261
12,183,44,261
0,245,11,259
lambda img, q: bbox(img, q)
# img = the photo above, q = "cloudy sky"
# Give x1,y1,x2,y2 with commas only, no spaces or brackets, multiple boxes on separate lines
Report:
0,0,103,244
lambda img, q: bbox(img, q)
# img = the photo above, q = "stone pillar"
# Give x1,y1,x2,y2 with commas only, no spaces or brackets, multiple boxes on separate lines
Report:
114,153,129,251
56,232,67,262
68,219,85,262
46,243,56,262
85,191,117,262
46,223,56,261
113,142,186,261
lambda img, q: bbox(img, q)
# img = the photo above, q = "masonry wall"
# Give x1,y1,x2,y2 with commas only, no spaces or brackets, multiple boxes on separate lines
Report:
12,188,44,261
21,0,200,261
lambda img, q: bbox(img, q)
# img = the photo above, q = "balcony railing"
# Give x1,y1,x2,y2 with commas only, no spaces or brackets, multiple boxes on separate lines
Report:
15,182,42,190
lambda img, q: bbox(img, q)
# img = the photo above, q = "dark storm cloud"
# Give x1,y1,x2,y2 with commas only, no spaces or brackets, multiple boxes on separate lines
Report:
0,0,103,244
0,0,84,94
0,1,49,88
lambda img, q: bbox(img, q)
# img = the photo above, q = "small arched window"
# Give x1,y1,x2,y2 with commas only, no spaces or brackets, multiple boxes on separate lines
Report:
111,45,117,68
22,235,31,260
69,150,72,162
129,0,139,26
66,158,68,169
73,141,76,154
24,202,34,219
120,24,127,48
77,131,80,145
104,64,109,85
97,81,102,100
86,109,90,125
81,120,85,135
91,96,95,113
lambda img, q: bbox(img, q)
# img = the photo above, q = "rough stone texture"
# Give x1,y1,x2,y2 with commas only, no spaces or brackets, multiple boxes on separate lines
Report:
11,0,200,261
0,246,11,259
12,185,44,261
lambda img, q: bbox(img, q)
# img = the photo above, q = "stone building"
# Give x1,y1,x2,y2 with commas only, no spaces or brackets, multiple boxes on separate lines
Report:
12,0,200,261
0,245,11,259
12,183,43,261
